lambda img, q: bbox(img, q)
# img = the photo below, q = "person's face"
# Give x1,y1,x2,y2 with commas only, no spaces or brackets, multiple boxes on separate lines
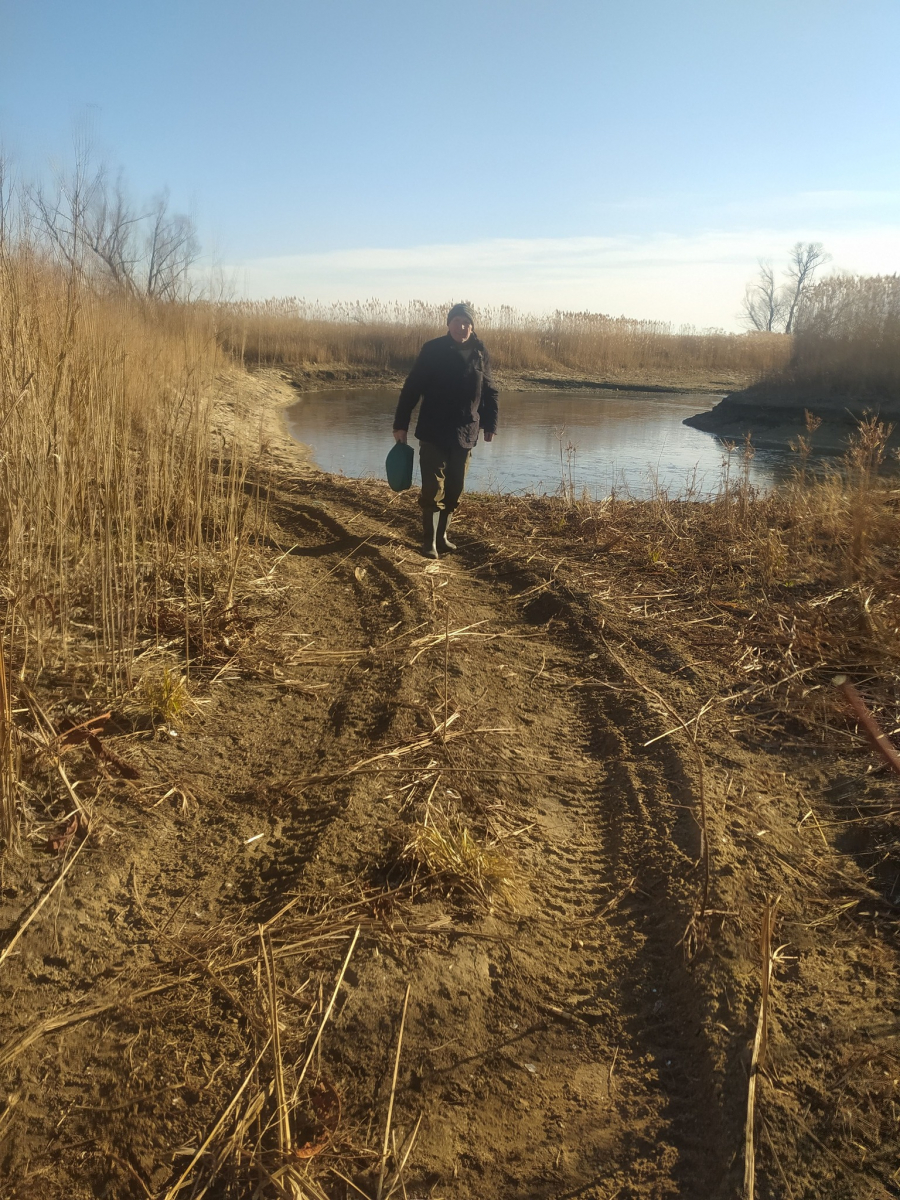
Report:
448,316,474,343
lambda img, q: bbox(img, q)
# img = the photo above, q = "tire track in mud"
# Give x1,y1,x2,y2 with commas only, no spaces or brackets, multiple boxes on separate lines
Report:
248,494,434,902
0,486,443,1200
530,583,740,1197
206,493,431,911
292,476,742,1198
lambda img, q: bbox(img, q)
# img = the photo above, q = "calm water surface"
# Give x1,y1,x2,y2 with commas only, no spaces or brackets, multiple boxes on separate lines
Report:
285,389,797,499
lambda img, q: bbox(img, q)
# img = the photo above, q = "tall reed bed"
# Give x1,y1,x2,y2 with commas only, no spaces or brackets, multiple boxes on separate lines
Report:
0,246,253,848
791,273,900,397
215,297,790,383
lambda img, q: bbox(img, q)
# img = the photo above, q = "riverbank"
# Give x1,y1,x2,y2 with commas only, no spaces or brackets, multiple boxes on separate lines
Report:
2,364,899,1199
220,299,789,393
282,359,749,396
685,381,900,451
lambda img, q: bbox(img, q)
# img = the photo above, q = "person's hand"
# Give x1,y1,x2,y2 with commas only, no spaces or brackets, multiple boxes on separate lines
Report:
393,429,407,444
483,431,494,443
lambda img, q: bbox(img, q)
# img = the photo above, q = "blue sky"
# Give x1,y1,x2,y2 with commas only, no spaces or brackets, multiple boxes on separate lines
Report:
2,0,898,328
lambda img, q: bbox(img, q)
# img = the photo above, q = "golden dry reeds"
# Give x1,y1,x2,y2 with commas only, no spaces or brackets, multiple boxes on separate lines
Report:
791,273,900,397
0,239,257,848
214,297,790,386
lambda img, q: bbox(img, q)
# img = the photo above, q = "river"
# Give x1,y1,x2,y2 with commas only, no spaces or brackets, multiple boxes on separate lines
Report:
285,388,798,499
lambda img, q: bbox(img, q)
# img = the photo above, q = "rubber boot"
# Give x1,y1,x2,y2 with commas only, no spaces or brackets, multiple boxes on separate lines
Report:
420,510,439,559
436,510,457,552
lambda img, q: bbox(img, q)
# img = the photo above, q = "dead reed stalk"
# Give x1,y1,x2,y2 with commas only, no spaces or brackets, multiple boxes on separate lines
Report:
744,900,777,1200
442,603,450,744
260,928,291,1156
0,632,18,849
833,675,900,778
376,983,411,1200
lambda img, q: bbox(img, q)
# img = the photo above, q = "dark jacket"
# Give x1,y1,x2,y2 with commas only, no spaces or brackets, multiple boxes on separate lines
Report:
393,333,499,452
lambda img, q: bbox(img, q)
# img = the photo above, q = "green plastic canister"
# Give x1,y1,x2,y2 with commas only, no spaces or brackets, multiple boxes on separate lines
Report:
385,441,414,492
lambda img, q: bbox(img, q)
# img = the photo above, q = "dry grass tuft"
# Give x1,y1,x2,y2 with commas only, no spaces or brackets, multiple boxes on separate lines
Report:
404,807,517,908
136,666,196,730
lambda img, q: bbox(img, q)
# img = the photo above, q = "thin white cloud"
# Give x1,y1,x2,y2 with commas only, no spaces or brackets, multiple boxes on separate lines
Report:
788,189,900,211
229,226,900,331
712,190,900,222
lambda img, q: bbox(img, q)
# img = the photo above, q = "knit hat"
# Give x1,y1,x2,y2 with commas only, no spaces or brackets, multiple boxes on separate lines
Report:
447,302,476,326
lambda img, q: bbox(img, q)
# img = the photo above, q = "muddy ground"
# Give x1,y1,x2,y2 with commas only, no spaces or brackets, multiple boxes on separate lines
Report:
1,370,898,1199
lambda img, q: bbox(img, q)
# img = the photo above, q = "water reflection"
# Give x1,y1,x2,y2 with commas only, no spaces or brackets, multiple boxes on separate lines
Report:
285,389,799,500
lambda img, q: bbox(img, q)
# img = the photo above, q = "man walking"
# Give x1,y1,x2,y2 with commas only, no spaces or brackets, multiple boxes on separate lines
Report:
393,302,499,558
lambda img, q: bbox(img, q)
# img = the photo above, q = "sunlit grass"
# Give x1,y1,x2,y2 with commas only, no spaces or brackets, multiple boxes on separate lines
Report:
404,808,517,909
214,297,790,386
0,244,258,848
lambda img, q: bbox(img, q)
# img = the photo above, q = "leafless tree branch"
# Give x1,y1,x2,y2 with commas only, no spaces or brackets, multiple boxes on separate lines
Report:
741,243,830,334
782,241,831,334
742,260,785,332
25,147,199,301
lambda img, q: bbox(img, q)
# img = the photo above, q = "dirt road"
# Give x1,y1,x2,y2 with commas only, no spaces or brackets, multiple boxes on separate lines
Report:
1,374,898,1199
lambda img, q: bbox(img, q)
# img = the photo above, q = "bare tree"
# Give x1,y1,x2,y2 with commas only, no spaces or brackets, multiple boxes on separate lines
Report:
741,242,830,334
28,153,102,277
144,192,199,300
782,241,830,334
83,172,145,294
742,260,786,332
27,146,199,301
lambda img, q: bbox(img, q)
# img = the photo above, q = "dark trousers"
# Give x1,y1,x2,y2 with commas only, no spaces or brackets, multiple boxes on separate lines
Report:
418,440,471,512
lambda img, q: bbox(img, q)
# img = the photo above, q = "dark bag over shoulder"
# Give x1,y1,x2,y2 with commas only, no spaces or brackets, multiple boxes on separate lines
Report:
386,440,414,492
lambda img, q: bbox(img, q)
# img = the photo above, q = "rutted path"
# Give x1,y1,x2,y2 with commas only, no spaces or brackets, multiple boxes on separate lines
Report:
257,473,740,1198
0,464,732,1199
5,394,897,1198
